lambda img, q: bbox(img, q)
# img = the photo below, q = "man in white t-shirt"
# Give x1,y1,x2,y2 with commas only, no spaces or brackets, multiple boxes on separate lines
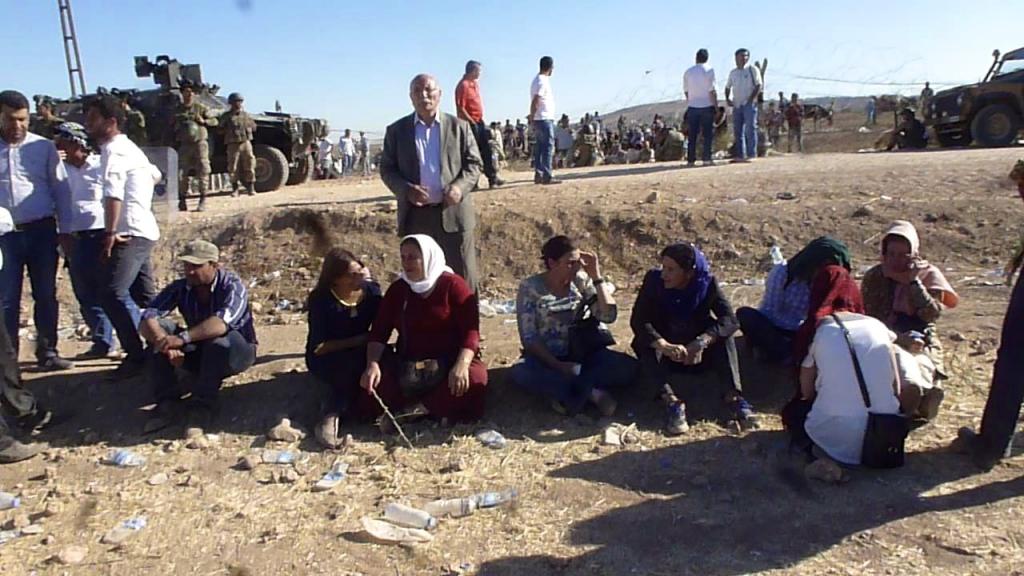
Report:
724,48,763,162
683,48,718,167
83,95,162,380
339,129,356,176
529,56,561,185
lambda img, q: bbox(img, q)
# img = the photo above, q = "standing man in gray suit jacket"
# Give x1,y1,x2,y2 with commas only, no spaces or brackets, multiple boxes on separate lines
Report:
381,74,483,292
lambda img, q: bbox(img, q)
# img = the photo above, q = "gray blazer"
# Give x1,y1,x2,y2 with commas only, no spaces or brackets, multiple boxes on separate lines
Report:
379,112,482,235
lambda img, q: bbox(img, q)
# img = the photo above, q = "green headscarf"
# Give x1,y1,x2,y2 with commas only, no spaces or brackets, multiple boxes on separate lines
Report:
785,236,852,286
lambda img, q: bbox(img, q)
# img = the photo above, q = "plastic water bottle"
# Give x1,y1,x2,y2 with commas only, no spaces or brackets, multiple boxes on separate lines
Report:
104,449,146,467
261,450,297,464
471,489,519,509
423,497,478,518
0,492,20,511
383,503,438,530
475,429,507,449
769,245,785,266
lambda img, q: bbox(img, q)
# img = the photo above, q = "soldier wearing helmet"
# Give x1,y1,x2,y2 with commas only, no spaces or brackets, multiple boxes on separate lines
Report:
173,80,218,211
219,92,257,197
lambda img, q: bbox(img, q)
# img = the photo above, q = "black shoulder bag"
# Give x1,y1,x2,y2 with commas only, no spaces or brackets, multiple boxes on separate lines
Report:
831,313,909,469
566,294,616,362
396,293,449,398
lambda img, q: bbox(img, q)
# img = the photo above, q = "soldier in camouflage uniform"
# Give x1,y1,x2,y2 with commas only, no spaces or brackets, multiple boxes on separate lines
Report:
174,81,217,212
119,94,148,146
29,97,64,140
219,93,257,197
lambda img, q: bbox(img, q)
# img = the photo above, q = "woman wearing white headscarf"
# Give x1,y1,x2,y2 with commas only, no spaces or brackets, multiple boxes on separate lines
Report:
861,220,959,421
358,235,487,426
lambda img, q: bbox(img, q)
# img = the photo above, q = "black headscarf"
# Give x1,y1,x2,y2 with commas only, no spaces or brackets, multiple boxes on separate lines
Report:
785,236,851,287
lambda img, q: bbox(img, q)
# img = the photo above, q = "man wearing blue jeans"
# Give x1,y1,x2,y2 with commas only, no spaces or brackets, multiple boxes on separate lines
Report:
0,90,73,371
683,48,718,166
83,95,162,379
530,56,561,185
725,48,763,162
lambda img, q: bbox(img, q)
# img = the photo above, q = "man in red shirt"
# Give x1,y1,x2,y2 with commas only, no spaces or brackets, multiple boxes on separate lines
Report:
455,60,504,189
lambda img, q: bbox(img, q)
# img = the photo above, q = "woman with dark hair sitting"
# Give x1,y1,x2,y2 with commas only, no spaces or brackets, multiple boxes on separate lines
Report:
737,236,851,365
358,235,487,428
305,248,381,448
511,235,635,416
631,243,758,435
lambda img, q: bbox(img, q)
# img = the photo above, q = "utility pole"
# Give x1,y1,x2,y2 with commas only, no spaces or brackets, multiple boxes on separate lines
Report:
57,0,87,96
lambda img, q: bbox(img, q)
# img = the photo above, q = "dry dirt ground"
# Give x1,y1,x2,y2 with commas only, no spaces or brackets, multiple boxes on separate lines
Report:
1,144,1023,576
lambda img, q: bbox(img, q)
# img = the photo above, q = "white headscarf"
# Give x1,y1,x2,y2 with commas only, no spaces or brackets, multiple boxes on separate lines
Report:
400,234,453,294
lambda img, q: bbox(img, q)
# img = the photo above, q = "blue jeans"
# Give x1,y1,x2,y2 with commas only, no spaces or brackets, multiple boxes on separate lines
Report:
67,231,114,351
510,347,636,413
732,104,758,159
686,106,715,163
342,154,355,175
100,237,156,362
0,220,59,360
532,120,555,182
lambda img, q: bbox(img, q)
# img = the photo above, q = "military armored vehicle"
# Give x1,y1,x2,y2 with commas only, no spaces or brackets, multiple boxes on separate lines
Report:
924,48,1024,148
51,55,326,192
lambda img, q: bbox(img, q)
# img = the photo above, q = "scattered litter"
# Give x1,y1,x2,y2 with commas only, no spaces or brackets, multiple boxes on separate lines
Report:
0,492,19,510
857,126,871,133
769,245,785,265
101,517,147,545
261,450,298,465
474,429,507,450
478,299,515,318
602,423,640,447
473,489,518,509
879,195,892,201
274,299,293,311
775,192,796,201
423,497,477,519
267,418,306,442
360,517,433,545
0,530,19,545
312,461,349,492
103,449,146,467
741,278,766,286
383,503,437,530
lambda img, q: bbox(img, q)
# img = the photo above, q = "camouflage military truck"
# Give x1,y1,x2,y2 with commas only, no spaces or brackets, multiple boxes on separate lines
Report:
51,55,326,192
924,48,1024,148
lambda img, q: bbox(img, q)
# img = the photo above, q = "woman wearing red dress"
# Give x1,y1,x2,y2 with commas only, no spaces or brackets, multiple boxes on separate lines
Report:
358,235,487,427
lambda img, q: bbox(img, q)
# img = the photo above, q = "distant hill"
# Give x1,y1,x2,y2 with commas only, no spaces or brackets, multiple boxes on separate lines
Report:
601,96,873,126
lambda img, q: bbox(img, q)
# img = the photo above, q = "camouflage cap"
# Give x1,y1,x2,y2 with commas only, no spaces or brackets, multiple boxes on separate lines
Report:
228,92,244,103
52,122,91,150
178,240,220,265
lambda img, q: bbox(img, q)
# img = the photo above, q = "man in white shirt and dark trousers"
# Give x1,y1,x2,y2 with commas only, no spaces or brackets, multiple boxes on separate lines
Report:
53,122,116,359
530,56,561,185
83,95,161,379
0,90,73,371
339,129,356,176
683,49,718,167
724,48,763,162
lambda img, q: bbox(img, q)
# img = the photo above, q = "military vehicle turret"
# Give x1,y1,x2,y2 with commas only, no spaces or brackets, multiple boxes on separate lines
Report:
51,55,326,192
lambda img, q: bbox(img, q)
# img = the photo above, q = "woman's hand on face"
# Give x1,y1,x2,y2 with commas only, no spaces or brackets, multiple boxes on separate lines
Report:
360,362,381,391
579,251,601,279
449,362,471,397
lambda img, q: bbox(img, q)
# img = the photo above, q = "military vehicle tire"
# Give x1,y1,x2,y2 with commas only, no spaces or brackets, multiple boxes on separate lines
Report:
286,154,314,186
970,104,1021,148
254,144,290,192
935,129,973,148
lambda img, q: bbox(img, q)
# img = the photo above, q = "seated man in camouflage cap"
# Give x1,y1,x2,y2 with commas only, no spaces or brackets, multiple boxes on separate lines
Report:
139,240,257,433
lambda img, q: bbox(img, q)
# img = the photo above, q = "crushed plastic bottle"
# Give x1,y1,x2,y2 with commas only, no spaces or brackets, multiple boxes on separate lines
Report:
383,503,437,530
423,497,478,519
769,245,785,266
0,492,20,511
261,449,297,464
104,449,146,467
474,429,507,449
471,488,519,509
101,517,147,545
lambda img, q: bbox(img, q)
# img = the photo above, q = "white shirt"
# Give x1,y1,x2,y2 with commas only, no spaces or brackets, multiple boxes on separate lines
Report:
339,136,356,156
726,65,763,107
414,114,444,204
801,314,901,465
100,134,161,241
55,154,105,234
530,73,556,121
0,132,60,225
317,139,333,160
683,63,717,108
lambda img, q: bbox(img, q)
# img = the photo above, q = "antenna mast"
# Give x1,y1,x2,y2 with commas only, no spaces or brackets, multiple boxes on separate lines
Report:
57,0,87,96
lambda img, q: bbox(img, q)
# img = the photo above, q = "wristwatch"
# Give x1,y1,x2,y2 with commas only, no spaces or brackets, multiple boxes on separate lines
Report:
180,330,192,345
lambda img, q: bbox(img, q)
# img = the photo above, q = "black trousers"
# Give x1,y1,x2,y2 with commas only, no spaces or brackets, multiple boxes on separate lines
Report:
148,319,256,406
635,336,743,403
0,305,36,423
472,122,498,183
977,277,1024,458
306,347,366,415
736,306,796,363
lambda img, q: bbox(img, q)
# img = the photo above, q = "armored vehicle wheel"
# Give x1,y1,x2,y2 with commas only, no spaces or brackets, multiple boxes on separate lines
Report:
935,129,973,148
971,104,1021,148
254,144,290,192
286,153,314,186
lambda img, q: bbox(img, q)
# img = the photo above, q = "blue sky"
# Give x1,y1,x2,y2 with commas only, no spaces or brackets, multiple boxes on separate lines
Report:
5,0,1022,137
